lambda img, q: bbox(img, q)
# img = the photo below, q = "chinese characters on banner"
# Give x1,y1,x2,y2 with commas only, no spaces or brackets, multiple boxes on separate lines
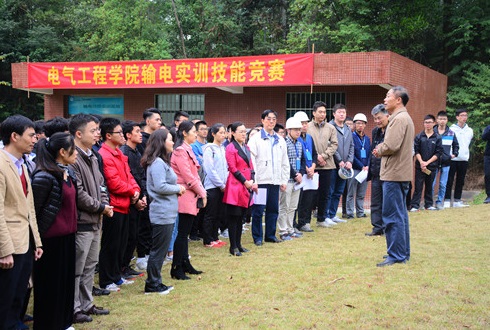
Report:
27,54,314,89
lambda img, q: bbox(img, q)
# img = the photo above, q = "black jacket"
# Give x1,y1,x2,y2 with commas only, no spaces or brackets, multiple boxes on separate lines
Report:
120,144,147,198
31,169,77,235
369,127,385,179
414,130,443,171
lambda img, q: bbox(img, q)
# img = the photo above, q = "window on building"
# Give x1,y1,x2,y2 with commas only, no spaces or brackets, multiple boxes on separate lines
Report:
286,92,345,121
155,94,205,125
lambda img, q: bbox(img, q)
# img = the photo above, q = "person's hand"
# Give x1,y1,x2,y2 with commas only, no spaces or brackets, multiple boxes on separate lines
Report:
0,255,14,269
372,148,380,158
202,197,207,208
362,166,368,172
252,184,259,193
345,162,352,170
141,196,147,207
134,191,140,200
135,199,146,211
280,184,287,192
244,180,254,189
103,205,114,217
178,185,186,196
295,173,302,183
34,248,43,261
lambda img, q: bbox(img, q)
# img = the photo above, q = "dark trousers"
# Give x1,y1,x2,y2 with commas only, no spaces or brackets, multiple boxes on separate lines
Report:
202,188,224,244
251,184,280,242
326,171,347,219
317,169,334,222
190,208,204,239
123,205,140,268
146,223,174,288
296,189,314,228
33,234,75,330
383,181,410,262
99,211,129,288
485,156,490,197
370,176,384,233
137,208,152,257
172,213,194,267
445,161,468,201
0,244,33,330
228,212,245,250
410,167,437,209
342,184,348,216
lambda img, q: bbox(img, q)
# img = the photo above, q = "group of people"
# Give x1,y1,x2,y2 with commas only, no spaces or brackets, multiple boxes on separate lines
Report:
1,85,485,330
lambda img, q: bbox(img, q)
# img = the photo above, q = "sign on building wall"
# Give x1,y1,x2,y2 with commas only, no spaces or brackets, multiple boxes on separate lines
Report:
68,95,124,118
27,54,314,89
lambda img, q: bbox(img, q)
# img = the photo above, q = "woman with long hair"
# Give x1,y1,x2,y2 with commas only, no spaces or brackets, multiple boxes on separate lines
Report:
170,121,207,279
141,128,186,294
223,122,258,256
31,132,78,330
201,123,228,247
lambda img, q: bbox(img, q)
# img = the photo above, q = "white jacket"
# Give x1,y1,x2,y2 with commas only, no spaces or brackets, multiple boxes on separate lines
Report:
248,129,289,185
450,123,473,161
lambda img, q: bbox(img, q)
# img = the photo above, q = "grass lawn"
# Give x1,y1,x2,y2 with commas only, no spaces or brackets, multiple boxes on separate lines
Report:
63,202,489,329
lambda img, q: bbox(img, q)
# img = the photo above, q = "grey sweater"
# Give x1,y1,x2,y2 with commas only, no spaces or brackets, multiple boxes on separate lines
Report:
147,158,180,225
329,120,354,166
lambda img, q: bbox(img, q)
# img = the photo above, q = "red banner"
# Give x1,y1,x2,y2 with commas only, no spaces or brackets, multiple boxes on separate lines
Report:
27,54,314,89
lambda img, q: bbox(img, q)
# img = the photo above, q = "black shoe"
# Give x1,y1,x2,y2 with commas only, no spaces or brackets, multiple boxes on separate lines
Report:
238,246,249,253
365,231,384,236
92,286,111,296
170,265,191,280
73,312,93,323
484,197,490,204
84,305,110,316
122,266,144,279
376,259,406,267
182,258,203,275
357,214,367,218
254,241,263,246
264,237,282,243
144,283,174,295
342,213,347,218
346,215,354,219
230,248,242,256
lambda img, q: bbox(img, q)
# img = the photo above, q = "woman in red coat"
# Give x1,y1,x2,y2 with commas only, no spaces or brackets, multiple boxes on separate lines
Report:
170,121,207,279
223,122,258,256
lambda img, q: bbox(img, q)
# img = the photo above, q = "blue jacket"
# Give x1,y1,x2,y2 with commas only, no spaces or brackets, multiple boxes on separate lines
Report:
297,133,317,168
352,131,371,170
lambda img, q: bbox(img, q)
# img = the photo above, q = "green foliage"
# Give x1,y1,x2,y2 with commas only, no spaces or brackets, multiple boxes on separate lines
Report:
447,61,490,157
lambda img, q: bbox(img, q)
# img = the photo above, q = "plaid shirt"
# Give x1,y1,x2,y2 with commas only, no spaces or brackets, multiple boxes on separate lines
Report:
285,136,303,181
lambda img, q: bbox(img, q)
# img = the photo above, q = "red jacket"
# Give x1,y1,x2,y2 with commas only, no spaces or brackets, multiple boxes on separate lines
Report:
223,141,254,209
99,143,140,214
171,142,206,216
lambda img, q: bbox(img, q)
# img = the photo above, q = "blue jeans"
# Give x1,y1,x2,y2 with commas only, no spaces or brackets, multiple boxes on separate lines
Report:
432,166,449,204
168,215,179,253
383,181,410,262
325,171,347,219
251,184,280,242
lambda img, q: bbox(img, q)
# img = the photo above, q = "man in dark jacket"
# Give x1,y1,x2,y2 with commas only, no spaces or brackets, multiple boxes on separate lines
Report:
120,121,147,278
409,114,443,211
432,111,459,209
69,114,113,323
482,125,490,204
366,105,389,236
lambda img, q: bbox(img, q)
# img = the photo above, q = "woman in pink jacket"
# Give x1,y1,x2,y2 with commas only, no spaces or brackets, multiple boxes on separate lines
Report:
223,122,258,256
170,121,207,279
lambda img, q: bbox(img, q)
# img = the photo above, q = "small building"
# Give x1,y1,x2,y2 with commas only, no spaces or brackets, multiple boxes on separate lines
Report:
12,51,447,134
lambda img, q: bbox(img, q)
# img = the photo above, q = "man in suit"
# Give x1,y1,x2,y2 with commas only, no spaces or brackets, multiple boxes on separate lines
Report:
0,115,43,329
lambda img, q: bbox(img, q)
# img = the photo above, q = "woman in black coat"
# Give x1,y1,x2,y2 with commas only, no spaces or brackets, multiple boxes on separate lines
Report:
32,132,78,330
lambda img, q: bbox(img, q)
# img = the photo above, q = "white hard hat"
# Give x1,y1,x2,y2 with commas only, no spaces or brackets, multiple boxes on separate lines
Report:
338,167,354,180
353,113,368,123
286,117,302,129
294,111,309,122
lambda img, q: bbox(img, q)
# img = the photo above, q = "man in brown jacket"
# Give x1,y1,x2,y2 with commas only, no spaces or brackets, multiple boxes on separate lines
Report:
300,101,338,230
0,115,43,329
373,86,415,267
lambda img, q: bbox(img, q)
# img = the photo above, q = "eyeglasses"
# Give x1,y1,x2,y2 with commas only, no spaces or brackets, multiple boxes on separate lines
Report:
108,131,124,135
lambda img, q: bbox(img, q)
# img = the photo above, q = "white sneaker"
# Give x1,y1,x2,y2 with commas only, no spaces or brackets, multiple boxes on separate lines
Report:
219,229,229,238
317,221,332,228
409,208,419,212
444,200,451,208
104,283,121,292
331,216,347,223
453,201,469,208
427,206,437,211
135,258,147,271
324,218,337,226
